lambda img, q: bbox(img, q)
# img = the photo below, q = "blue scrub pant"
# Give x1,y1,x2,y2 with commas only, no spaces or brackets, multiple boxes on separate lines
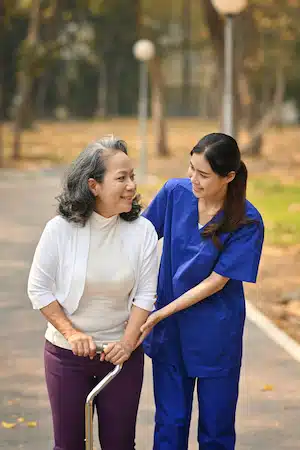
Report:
152,360,240,450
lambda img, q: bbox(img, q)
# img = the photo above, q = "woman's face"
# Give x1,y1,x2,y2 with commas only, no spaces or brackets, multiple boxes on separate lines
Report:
187,152,233,200
89,151,136,217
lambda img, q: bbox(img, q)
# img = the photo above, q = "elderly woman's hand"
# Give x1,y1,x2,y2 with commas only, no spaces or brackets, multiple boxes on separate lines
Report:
67,331,96,358
103,340,134,365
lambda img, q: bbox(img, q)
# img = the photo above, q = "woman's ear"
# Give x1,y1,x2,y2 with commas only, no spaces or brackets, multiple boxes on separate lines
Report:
88,178,99,196
226,171,236,184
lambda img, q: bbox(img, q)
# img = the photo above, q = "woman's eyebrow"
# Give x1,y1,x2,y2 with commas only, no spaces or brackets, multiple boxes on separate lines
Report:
116,169,134,175
190,162,210,175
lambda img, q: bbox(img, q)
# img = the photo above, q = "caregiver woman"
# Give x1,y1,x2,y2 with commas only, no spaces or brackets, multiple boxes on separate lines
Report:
140,133,264,450
27,136,158,450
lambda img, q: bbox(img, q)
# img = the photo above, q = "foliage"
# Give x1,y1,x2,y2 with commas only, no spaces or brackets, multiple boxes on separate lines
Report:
2,0,300,123
3,0,139,119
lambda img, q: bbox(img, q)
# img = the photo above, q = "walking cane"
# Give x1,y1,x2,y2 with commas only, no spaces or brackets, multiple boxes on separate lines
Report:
85,345,123,450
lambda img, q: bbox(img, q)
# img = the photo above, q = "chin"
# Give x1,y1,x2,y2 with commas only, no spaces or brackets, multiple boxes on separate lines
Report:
119,204,133,214
192,189,204,199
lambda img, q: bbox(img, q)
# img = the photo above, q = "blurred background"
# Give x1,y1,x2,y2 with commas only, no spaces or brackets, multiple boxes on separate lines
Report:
1,0,300,358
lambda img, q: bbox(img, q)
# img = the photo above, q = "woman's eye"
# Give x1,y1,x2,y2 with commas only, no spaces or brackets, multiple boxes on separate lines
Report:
130,174,135,181
118,176,125,181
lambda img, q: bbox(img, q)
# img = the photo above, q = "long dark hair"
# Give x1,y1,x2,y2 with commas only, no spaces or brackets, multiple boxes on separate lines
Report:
57,136,142,226
191,132,251,248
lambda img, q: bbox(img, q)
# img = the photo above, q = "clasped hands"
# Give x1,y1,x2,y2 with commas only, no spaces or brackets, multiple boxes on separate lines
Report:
67,310,164,364
67,331,134,365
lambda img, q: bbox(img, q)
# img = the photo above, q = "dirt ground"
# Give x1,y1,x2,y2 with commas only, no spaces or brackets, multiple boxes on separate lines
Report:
242,128,300,344
3,118,300,343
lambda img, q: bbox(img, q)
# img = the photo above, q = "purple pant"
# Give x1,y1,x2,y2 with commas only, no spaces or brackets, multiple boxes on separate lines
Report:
44,340,144,450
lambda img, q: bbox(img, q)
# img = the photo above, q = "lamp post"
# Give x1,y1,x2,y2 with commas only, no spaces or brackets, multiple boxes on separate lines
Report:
133,39,155,179
211,0,248,137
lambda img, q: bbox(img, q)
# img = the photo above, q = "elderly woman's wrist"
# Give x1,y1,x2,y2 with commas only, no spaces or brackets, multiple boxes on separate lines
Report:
62,327,78,340
120,338,135,353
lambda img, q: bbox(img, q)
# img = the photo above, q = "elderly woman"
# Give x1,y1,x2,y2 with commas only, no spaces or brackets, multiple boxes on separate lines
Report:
27,136,158,450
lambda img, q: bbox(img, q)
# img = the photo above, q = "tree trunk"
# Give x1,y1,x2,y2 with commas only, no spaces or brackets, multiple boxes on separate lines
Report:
107,60,122,116
95,62,108,118
36,0,59,119
0,1,5,167
201,0,224,128
36,73,50,118
241,67,285,156
12,0,40,160
56,62,70,119
0,77,4,167
181,0,191,116
150,56,169,157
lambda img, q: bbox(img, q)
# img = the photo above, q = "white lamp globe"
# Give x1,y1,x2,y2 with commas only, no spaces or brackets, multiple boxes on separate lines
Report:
133,39,155,62
211,0,248,15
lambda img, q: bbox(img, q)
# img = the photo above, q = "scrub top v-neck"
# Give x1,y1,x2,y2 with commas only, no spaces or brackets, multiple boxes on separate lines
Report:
142,178,264,378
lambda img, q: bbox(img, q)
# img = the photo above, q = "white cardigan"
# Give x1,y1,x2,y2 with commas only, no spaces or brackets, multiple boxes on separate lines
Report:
28,214,158,315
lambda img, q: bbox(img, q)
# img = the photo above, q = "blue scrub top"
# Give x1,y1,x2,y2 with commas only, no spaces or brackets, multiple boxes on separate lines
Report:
142,178,264,378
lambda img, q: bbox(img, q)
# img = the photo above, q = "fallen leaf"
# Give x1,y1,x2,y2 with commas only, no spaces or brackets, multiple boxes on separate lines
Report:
7,398,21,406
27,421,37,428
261,384,274,392
1,421,17,429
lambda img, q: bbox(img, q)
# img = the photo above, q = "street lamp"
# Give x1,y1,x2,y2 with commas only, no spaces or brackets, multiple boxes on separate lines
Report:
133,39,155,179
211,0,248,137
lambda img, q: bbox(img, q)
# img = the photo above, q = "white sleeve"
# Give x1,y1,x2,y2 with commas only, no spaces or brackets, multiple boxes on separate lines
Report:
27,220,59,309
132,223,158,311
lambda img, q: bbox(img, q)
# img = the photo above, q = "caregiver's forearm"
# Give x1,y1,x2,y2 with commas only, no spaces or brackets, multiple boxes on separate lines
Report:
40,300,77,339
160,272,229,319
122,305,150,348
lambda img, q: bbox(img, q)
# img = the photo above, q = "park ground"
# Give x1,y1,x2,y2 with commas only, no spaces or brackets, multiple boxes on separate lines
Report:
3,117,300,343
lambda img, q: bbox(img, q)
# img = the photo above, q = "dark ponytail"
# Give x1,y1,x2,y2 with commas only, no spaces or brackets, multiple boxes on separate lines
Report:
191,133,253,249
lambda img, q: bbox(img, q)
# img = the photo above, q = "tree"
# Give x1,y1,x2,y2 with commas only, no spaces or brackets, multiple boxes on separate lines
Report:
0,2,4,167
141,0,172,156
150,55,169,156
181,0,192,116
12,0,41,160
202,0,300,155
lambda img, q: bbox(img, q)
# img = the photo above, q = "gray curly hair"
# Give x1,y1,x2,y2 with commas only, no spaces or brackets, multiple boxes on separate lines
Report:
57,135,141,226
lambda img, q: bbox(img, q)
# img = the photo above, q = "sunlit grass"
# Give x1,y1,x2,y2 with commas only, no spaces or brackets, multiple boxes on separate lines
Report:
248,176,300,246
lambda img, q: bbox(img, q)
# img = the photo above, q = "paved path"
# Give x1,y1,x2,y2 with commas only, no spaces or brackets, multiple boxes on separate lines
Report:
0,168,299,449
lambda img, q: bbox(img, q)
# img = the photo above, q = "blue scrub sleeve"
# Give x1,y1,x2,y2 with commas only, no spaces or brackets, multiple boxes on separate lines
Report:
213,220,264,283
142,183,168,239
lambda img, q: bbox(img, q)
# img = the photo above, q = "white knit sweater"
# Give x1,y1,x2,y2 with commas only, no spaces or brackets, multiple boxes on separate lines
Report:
28,212,158,346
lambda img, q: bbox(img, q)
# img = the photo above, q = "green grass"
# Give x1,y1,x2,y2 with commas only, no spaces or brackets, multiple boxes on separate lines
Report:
248,176,300,246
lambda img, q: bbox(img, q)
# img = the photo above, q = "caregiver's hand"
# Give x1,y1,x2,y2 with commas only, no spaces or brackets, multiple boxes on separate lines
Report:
103,340,133,365
67,331,96,359
136,310,164,346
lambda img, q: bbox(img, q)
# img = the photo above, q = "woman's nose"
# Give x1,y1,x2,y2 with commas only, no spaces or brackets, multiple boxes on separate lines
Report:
127,179,136,190
190,172,197,183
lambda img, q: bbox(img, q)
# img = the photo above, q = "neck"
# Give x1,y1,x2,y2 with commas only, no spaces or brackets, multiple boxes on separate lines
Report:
199,189,227,212
94,204,117,219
